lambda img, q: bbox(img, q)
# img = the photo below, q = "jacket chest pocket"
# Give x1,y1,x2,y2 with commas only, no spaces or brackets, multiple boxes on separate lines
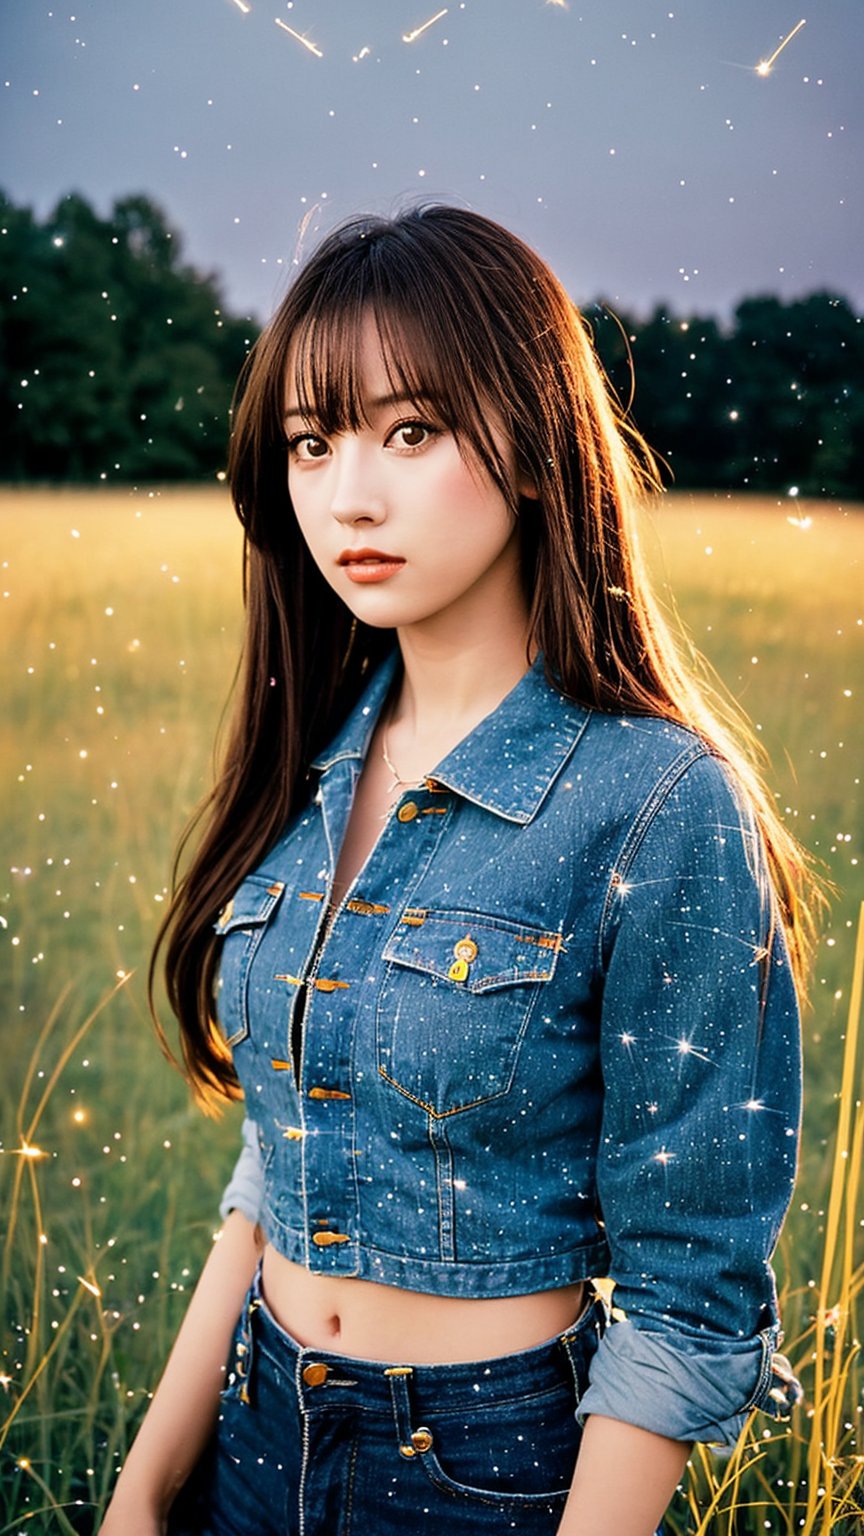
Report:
376,910,562,1117
214,876,286,1047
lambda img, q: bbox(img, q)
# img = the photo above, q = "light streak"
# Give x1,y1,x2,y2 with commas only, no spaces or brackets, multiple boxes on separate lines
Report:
78,1275,102,1299
653,1148,675,1166
275,19,324,57
756,19,806,76
403,8,448,44
353,46,371,62
230,0,251,13
13,1141,47,1160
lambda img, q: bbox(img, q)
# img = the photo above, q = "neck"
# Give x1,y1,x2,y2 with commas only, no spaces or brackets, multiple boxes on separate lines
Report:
381,601,535,788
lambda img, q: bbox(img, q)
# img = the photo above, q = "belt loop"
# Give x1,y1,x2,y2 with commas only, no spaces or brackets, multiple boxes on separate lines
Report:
558,1290,606,1410
384,1367,419,1458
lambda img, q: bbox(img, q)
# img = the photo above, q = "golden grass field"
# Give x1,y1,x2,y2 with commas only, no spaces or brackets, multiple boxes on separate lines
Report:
1,487,862,1533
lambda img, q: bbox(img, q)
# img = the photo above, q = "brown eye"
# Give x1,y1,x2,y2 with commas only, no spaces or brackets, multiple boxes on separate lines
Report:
388,421,436,450
289,434,329,461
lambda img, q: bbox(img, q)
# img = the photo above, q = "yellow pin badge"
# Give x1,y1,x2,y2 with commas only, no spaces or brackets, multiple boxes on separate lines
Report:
448,935,478,982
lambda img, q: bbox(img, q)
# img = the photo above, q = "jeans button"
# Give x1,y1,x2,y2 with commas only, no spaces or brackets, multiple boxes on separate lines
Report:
302,1362,329,1386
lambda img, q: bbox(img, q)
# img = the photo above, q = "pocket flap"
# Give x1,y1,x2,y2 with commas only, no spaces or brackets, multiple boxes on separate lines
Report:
383,910,562,994
214,875,286,935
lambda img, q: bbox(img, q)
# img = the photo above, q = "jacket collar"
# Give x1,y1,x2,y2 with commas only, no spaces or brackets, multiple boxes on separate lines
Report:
311,651,592,825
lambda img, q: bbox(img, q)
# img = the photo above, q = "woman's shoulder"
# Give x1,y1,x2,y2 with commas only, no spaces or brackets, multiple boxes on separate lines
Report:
572,705,753,836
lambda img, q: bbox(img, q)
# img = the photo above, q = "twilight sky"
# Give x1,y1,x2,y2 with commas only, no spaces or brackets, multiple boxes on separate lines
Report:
2,0,861,323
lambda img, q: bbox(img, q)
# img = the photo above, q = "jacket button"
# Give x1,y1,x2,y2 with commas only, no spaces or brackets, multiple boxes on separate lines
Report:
397,801,419,823
302,1362,329,1386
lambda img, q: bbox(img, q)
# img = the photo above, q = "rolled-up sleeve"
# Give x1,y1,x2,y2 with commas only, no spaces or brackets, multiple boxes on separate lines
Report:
578,750,803,1445
218,1116,265,1226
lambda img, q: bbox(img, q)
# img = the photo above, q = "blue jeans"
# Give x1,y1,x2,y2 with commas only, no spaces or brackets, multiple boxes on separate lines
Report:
169,1268,665,1535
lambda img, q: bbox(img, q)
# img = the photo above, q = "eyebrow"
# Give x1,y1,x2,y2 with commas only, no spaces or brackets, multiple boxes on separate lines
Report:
283,391,431,423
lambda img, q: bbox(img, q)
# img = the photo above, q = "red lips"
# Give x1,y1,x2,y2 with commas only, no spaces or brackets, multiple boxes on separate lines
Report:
337,547,403,566
338,548,406,584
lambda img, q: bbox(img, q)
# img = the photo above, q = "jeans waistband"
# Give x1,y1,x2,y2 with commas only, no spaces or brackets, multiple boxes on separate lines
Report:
238,1262,606,1417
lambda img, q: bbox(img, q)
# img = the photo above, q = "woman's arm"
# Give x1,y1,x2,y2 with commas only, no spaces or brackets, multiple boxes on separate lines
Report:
99,1209,263,1535
558,1416,690,1536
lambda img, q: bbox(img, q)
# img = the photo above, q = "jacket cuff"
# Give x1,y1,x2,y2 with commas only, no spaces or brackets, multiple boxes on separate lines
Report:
576,1319,802,1447
218,1117,265,1225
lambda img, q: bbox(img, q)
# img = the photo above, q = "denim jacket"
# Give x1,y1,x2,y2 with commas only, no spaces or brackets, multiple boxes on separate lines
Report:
217,651,803,1445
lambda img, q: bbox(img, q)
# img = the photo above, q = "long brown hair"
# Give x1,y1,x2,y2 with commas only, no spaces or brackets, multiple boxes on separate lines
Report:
152,205,817,1108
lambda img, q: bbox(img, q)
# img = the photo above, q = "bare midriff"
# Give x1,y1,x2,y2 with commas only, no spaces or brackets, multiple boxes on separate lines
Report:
260,1245,586,1362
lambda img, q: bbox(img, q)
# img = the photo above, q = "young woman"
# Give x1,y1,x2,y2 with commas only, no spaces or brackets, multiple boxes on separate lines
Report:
101,206,809,1536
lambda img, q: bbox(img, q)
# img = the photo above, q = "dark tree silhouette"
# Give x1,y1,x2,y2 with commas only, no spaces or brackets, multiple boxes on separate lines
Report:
1,189,862,493
0,190,254,481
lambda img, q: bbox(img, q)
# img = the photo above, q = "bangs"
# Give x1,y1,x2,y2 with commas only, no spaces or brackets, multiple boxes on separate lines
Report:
282,248,515,499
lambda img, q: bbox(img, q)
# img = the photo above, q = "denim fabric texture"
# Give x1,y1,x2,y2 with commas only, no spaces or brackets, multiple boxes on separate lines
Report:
169,1266,666,1536
216,652,803,1445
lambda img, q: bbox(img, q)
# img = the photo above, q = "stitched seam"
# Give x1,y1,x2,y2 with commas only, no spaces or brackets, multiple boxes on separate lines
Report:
596,741,711,971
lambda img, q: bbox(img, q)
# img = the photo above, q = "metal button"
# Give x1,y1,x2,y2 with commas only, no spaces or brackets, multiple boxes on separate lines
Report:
302,1362,329,1387
312,1230,351,1246
453,937,478,963
398,1443,416,1459
397,801,419,823
411,1427,434,1453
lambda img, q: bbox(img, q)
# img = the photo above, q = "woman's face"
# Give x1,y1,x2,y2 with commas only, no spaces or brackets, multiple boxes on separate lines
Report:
285,318,529,636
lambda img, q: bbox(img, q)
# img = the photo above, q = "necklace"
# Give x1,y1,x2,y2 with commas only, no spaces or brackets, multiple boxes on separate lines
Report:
381,723,423,794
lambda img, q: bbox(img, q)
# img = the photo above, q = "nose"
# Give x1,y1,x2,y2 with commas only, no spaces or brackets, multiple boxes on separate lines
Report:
329,438,386,527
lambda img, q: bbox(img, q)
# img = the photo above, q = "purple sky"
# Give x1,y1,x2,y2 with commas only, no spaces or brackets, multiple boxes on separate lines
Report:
2,0,861,322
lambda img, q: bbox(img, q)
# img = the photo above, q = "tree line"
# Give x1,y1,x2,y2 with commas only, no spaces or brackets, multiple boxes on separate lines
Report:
1,189,862,495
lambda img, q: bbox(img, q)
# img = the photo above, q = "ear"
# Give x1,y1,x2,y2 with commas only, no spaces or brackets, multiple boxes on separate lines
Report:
517,471,540,501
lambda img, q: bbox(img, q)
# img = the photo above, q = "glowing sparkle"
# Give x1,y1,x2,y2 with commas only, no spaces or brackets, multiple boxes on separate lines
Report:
353,46,371,61
673,1036,713,1065
756,18,806,76
14,1141,47,1160
274,19,323,57
0,1373,12,1391
229,0,251,12
653,1148,675,1165
744,1098,765,1112
77,1275,101,1298
620,1031,636,1048
403,8,448,44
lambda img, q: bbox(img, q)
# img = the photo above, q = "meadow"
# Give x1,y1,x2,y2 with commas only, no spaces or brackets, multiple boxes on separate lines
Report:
1,487,862,1533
